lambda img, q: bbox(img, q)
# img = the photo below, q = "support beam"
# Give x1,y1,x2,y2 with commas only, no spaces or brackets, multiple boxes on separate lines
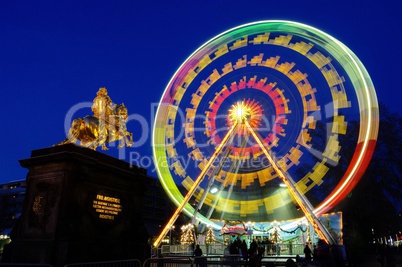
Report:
245,121,337,245
152,122,238,247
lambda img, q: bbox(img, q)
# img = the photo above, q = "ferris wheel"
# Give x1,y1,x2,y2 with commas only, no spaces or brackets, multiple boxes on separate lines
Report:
152,20,379,247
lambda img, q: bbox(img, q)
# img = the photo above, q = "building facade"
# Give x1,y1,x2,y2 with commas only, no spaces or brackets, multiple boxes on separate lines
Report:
0,180,26,236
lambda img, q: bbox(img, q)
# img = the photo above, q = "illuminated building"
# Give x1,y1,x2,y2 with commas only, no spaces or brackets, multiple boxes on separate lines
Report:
0,180,26,237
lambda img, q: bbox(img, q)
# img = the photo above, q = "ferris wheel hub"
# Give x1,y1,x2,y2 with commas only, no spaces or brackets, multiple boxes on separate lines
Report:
227,99,264,136
229,101,251,124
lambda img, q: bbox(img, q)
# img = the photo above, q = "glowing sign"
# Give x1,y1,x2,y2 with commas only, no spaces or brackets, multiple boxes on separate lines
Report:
92,194,122,220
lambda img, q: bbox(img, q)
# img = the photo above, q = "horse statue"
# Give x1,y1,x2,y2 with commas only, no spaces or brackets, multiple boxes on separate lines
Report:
56,103,133,150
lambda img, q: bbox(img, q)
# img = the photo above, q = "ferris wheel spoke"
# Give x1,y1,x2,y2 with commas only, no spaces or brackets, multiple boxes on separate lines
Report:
203,154,240,221
217,134,250,220
194,126,251,224
191,143,232,224
194,127,252,228
195,144,235,234
199,133,251,221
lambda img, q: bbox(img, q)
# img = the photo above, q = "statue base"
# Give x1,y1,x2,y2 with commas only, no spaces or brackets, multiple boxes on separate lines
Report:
2,144,151,266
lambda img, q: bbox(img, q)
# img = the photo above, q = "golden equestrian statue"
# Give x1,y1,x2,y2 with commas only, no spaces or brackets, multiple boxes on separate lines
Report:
56,87,134,150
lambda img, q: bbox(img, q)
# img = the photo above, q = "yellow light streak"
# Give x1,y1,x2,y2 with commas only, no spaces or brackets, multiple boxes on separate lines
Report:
244,121,333,244
153,121,239,248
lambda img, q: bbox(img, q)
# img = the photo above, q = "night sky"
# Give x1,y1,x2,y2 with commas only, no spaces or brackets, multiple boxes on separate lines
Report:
0,0,400,184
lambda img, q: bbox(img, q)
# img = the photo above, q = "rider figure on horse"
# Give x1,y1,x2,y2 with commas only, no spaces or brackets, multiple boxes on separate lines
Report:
91,87,115,150
55,87,133,150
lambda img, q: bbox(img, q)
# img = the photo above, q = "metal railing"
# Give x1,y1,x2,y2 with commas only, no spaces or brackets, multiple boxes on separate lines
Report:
143,257,193,267
264,243,305,256
159,243,306,257
144,255,294,267
1,243,308,267
0,256,295,267
0,264,53,267
64,259,141,267
159,244,227,257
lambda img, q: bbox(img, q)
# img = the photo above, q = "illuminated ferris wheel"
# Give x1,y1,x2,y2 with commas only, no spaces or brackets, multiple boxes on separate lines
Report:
152,20,379,247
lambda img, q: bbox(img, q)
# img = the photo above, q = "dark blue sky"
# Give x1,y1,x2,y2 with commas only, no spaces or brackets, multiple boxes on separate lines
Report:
0,0,400,184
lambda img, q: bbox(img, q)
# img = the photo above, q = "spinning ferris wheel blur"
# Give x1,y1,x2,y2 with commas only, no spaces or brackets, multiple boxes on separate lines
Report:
152,20,379,247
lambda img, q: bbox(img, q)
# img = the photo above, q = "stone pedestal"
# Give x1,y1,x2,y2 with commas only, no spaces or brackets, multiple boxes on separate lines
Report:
2,144,151,266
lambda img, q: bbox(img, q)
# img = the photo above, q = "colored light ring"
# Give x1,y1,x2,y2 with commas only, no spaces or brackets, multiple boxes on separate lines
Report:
153,20,379,225
205,75,290,160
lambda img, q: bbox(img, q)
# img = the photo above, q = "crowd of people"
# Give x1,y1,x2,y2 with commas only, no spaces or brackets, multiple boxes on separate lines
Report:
376,244,397,267
192,237,347,267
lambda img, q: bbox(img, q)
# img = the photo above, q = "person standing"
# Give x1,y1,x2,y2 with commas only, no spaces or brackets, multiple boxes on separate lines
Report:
304,244,312,264
194,244,204,267
241,239,248,260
